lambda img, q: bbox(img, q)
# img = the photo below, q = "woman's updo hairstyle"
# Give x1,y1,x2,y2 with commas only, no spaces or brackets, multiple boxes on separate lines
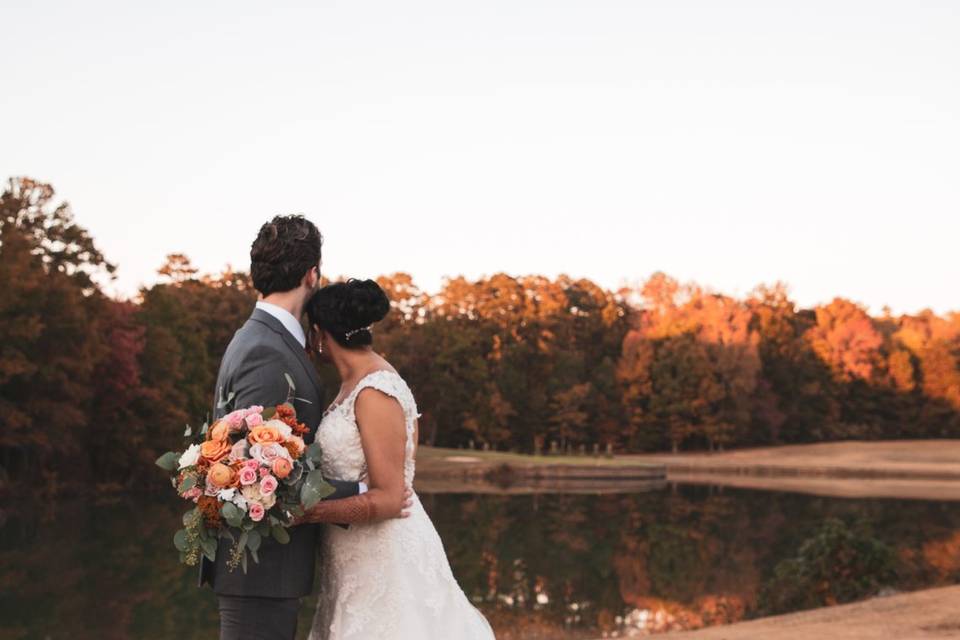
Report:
307,278,390,348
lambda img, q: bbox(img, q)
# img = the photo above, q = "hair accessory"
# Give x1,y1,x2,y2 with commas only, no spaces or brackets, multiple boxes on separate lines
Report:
343,324,373,339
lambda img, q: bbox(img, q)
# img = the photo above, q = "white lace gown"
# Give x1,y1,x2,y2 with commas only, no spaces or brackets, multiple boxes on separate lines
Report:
308,370,495,640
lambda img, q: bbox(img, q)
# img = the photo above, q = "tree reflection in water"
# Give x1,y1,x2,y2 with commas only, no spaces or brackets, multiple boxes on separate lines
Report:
2,486,960,639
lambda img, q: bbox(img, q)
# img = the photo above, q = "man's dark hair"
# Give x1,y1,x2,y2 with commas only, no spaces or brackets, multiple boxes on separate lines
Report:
250,215,323,296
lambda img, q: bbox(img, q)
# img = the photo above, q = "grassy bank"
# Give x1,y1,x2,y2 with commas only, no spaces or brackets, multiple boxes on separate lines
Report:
415,440,960,500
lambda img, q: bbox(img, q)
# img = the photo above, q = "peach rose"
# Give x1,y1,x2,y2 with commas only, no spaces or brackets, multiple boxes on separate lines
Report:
208,462,237,488
271,458,293,479
282,436,306,459
209,420,230,442
248,424,283,445
200,439,231,463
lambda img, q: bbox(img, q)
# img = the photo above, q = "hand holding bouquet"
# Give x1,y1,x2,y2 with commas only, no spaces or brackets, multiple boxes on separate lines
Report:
156,398,335,572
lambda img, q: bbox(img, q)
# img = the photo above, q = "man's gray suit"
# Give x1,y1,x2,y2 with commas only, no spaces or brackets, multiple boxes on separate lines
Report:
201,308,360,639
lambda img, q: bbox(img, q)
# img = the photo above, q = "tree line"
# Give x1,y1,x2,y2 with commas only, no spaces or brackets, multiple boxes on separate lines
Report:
2,177,959,492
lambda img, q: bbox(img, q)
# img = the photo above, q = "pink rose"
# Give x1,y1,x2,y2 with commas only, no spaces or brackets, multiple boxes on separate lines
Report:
228,439,249,462
243,458,260,470
183,486,202,501
224,410,246,430
260,475,278,496
248,502,265,522
204,476,220,496
259,466,271,478
243,406,264,418
239,467,258,486
250,442,290,465
245,413,264,428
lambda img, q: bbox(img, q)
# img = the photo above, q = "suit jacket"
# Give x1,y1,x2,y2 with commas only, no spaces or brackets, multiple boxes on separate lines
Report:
199,308,360,598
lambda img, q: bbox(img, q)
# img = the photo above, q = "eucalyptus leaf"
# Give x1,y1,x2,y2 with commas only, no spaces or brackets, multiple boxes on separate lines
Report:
250,548,260,564
222,502,244,528
301,470,336,509
272,525,291,544
261,407,276,421
173,529,188,552
155,451,179,472
305,442,324,463
238,532,248,556
247,530,262,553
201,537,217,562
241,551,248,574
178,475,196,493
317,479,336,500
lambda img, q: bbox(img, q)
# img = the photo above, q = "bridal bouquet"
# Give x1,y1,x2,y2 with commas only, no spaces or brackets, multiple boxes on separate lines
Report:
156,393,335,572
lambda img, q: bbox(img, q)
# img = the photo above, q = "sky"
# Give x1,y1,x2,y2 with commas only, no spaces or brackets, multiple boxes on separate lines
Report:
2,0,958,314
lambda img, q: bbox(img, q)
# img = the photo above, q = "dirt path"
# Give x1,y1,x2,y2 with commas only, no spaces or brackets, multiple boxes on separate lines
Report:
656,586,960,640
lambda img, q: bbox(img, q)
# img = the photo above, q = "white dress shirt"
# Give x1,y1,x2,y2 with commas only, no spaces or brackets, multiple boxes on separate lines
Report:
255,300,307,348
253,300,368,494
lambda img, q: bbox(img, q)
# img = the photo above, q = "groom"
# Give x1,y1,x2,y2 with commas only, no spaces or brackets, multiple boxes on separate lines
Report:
201,215,383,640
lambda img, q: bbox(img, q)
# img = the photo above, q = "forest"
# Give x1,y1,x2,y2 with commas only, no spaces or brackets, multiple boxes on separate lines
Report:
2,176,959,493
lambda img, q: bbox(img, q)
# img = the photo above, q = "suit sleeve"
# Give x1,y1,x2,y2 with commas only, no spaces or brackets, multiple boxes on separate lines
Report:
227,345,362,505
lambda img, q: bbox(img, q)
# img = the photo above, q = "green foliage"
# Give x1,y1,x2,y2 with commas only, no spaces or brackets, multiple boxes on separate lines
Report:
155,452,179,472
759,518,897,614
300,470,336,509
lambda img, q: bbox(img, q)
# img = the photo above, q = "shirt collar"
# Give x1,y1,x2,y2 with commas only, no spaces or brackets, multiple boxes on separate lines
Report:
255,301,307,348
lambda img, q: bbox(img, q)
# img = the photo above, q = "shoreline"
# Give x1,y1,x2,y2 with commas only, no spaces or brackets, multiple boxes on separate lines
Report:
415,440,960,500
651,585,960,640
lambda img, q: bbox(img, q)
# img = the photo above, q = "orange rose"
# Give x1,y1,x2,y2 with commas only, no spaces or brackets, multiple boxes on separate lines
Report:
282,436,306,459
208,420,229,442
208,462,237,488
271,457,293,479
200,439,231,463
248,424,283,445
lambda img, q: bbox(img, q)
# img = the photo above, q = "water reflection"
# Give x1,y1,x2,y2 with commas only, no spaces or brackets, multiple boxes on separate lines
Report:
2,486,960,639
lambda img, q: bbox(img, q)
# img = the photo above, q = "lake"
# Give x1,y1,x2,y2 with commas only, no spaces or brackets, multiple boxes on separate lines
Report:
2,484,960,639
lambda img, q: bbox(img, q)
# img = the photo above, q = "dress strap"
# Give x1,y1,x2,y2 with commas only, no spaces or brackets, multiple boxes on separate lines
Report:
344,370,421,432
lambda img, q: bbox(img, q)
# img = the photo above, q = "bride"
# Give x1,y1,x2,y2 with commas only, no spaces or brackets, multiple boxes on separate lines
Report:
297,278,495,640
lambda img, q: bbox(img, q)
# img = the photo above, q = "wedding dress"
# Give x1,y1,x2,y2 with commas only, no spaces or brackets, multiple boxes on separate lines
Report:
308,369,495,640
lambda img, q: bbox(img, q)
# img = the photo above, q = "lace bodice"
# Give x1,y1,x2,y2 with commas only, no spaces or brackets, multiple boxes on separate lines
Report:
314,369,421,488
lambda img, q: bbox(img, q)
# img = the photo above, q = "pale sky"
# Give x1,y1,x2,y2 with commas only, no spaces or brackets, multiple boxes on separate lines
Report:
3,0,958,314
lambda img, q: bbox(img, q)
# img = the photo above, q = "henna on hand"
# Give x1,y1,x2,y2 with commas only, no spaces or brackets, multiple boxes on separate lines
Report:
297,492,377,525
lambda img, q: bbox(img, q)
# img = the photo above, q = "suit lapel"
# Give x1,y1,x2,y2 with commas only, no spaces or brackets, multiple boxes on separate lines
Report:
250,309,324,404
